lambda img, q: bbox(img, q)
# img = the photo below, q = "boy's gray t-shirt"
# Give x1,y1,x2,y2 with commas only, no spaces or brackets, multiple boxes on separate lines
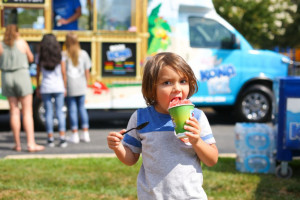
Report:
122,106,216,200
63,50,91,96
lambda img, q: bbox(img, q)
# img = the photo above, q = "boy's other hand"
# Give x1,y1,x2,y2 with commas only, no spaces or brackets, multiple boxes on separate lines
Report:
107,129,126,150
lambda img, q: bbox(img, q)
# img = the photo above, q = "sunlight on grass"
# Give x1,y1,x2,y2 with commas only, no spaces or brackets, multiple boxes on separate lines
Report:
0,157,300,199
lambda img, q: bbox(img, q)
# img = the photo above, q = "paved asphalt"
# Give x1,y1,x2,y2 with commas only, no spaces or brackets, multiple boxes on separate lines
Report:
0,110,131,159
0,109,236,159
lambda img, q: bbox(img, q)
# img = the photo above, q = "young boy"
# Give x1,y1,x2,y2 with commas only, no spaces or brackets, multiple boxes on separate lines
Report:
107,52,218,199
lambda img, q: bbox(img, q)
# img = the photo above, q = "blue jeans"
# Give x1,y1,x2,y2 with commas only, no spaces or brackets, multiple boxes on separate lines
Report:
41,93,66,133
67,95,89,131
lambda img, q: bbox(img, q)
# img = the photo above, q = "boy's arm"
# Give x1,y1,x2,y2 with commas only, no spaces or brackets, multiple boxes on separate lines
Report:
107,130,140,166
190,138,218,167
184,117,218,167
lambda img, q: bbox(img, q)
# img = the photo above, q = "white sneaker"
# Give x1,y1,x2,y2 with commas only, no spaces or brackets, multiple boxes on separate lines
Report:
59,139,68,148
67,132,80,144
80,132,91,143
47,139,55,148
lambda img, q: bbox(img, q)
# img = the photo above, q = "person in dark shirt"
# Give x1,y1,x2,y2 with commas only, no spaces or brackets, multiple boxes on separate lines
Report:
53,0,81,30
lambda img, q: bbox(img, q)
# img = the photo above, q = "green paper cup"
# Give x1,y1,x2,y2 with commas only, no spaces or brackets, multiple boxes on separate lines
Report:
169,104,194,139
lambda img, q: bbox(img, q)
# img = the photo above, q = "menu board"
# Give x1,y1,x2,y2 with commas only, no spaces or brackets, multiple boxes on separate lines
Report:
101,42,137,77
3,0,44,3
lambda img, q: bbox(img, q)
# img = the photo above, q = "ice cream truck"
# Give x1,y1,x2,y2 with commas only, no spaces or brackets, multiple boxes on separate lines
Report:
0,0,290,128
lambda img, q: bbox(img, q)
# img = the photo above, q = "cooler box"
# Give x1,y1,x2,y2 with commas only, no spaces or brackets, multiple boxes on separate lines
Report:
274,77,300,162
235,123,276,173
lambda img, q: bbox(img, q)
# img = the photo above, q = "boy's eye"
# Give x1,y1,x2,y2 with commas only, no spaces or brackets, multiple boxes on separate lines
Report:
180,79,188,84
163,81,171,85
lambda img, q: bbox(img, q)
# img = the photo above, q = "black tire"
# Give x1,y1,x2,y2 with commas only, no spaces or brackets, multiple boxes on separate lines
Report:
276,165,293,179
235,84,273,122
33,96,68,131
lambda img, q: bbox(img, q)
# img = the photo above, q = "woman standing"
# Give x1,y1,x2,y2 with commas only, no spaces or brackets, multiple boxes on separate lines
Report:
36,34,67,148
64,32,91,143
0,24,44,152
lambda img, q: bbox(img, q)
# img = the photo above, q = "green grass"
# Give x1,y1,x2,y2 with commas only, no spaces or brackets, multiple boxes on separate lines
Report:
0,157,300,200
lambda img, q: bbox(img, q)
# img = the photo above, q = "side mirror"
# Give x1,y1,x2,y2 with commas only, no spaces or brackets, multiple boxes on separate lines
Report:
232,34,240,49
221,34,240,50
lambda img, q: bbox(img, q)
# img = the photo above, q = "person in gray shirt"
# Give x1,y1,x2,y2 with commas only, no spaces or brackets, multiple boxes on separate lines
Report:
63,32,91,143
107,52,218,199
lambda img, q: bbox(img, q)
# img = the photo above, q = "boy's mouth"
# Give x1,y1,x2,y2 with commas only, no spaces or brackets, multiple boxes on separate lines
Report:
170,97,181,103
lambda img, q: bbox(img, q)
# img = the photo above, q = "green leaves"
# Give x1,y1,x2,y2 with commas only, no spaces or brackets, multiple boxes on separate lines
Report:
213,0,298,49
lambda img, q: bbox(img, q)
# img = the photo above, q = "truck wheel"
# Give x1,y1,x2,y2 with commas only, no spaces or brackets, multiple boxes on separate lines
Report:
33,96,68,131
235,85,272,122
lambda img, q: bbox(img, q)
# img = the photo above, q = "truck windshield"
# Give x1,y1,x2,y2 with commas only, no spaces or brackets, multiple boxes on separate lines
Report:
189,17,234,49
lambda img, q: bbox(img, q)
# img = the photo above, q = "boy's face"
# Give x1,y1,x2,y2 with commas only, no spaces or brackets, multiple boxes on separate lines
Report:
155,65,190,114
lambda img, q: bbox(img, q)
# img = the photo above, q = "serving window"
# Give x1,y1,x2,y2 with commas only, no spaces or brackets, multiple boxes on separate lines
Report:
0,0,49,31
2,7,45,29
53,0,93,31
0,0,147,82
96,0,135,31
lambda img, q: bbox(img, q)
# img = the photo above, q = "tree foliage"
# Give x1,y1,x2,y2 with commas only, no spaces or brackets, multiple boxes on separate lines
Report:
276,0,300,48
212,0,298,49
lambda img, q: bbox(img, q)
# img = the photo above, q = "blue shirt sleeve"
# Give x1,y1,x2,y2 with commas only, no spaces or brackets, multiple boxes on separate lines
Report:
74,0,81,9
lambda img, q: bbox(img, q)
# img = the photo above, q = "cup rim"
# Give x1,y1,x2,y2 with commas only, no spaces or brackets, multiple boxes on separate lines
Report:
168,104,195,110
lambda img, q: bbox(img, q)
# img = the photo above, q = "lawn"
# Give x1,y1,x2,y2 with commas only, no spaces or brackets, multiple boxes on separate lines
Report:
0,157,300,200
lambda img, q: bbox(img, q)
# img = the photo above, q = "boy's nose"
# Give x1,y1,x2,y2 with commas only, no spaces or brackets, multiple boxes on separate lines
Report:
172,82,181,92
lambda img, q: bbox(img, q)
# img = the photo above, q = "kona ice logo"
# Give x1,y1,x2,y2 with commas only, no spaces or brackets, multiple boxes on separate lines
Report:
199,65,236,95
107,44,132,62
200,65,236,81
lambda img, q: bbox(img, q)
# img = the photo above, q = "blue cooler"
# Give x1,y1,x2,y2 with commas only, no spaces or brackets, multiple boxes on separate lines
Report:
273,77,300,178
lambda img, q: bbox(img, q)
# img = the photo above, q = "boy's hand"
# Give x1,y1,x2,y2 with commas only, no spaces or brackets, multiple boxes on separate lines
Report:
184,116,201,145
107,129,126,150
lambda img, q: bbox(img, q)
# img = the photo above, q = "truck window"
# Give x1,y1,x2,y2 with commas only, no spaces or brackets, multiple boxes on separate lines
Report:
78,0,93,30
189,17,234,49
3,8,44,29
52,0,92,31
97,0,132,31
